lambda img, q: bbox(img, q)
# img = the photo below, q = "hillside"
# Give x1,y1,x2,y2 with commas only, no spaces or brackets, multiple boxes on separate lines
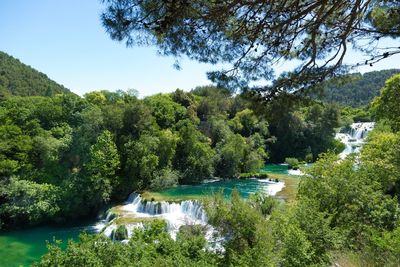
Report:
0,51,71,97
318,69,400,107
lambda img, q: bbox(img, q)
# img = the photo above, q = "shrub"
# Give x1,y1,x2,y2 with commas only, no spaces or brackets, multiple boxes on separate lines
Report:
112,225,128,241
285,158,299,169
305,153,313,163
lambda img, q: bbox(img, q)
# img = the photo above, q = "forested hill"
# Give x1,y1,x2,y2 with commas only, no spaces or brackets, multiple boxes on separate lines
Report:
0,51,71,97
317,69,400,107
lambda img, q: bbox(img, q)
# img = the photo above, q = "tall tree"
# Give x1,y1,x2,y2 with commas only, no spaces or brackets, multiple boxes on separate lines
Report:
86,130,120,203
373,74,400,132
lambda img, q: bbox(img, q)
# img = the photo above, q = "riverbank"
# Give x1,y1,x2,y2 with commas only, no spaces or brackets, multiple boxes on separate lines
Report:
269,173,300,202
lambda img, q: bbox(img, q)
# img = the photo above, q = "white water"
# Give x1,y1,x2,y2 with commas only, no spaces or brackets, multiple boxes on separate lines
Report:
257,179,285,195
335,122,375,159
288,169,304,176
96,193,212,241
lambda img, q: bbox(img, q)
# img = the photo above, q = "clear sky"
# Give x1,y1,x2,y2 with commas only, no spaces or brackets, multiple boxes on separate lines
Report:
0,0,399,97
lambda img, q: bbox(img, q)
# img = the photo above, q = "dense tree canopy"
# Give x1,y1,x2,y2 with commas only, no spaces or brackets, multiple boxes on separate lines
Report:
101,0,400,96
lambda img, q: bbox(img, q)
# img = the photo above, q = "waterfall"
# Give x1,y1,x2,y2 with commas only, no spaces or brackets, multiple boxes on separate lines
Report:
123,193,207,222
98,193,210,240
336,122,374,159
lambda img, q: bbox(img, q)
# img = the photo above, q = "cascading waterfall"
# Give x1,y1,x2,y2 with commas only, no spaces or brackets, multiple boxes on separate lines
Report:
335,122,375,159
122,193,207,221
97,193,210,241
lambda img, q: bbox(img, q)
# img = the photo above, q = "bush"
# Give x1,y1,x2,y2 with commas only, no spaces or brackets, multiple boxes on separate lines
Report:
257,173,269,179
305,153,313,163
285,158,299,170
112,225,128,241
333,139,346,154
150,168,180,191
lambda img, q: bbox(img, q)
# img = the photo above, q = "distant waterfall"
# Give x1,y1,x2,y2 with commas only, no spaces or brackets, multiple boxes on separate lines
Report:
349,122,374,139
335,122,375,159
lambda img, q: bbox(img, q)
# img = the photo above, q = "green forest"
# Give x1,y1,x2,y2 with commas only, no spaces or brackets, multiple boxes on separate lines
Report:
0,52,71,98
314,69,400,107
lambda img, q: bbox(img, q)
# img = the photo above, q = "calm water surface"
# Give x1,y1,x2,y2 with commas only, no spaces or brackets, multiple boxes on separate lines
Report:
0,224,95,267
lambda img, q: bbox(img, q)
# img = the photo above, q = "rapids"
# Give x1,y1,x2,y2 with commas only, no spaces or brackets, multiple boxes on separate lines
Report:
335,122,375,159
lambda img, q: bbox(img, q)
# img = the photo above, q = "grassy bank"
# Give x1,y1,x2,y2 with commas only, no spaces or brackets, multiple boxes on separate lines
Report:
267,173,301,203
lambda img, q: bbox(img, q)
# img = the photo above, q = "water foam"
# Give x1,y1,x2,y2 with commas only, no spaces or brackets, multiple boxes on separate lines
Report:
335,122,374,159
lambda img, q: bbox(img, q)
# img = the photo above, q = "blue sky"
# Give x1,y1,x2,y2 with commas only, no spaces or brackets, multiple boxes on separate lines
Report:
0,0,399,96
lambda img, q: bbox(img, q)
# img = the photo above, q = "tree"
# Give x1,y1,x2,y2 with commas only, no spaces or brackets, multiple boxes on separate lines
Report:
215,134,247,178
373,74,400,132
0,177,61,228
230,109,258,137
205,190,276,266
361,130,400,195
0,124,32,177
122,102,155,138
174,122,215,183
84,91,107,106
193,86,232,121
144,94,187,129
299,154,400,245
123,134,160,189
157,129,178,168
33,220,217,267
101,0,400,96
86,130,120,203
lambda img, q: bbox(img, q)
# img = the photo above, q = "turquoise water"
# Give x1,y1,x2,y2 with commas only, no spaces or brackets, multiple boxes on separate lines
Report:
0,224,95,267
158,178,278,199
157,164,289,199
260,164,290,174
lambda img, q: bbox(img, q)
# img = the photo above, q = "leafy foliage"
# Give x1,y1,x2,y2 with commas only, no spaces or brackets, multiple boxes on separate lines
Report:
0,177,61,226
373,74,400,132
0,85,342,229
34,220,217,267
